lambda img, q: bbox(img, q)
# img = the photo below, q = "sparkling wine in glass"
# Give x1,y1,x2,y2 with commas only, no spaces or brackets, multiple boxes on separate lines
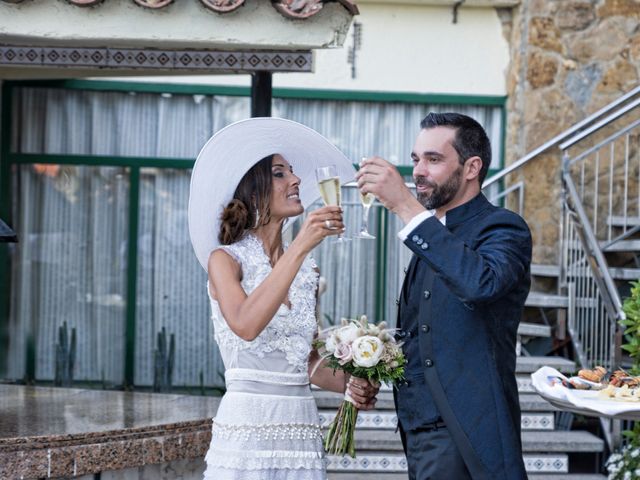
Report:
316,165,350,243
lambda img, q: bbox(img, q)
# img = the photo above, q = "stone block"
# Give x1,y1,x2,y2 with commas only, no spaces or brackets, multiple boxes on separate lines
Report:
0,450,49,479
629,34,640,62
596,59,639,94
564,64,602,109
49,448,76,478
529,17,563,53
142,437,164,465
567,17,629,62
556,1,596,30
527,51,559,89
597,0,640,18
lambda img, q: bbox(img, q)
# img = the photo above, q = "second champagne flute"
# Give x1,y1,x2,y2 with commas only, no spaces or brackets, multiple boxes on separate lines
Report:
316,165,350,243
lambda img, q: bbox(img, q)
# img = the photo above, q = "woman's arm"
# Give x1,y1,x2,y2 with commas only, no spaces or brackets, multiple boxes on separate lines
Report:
309,346,379,410
209,205,343,341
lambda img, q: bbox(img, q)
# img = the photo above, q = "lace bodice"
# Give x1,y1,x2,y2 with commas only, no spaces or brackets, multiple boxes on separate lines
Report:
209,233,319,373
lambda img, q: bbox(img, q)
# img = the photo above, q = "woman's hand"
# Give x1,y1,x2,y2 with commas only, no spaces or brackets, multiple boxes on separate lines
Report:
346,377,380,410
292,205,345,254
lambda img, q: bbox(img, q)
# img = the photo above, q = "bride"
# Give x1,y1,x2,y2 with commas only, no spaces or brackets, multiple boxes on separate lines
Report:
188,118,379,480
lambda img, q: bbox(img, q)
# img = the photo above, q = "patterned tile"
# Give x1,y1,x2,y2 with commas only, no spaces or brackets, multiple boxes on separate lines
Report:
0,46,41,65
517,375,535,393
327,454,408,472
327,454,568,473
0,45,313,72
521,413,555,430
319,411,398,430
523,454,568,473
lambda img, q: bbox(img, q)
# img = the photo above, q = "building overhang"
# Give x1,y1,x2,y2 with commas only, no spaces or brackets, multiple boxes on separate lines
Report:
0,0,357,78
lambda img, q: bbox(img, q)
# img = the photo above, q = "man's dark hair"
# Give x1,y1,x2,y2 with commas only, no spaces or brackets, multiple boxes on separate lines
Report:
420,112,492,185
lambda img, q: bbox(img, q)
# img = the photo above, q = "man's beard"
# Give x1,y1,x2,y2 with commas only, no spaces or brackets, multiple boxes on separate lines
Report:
416,166,463,210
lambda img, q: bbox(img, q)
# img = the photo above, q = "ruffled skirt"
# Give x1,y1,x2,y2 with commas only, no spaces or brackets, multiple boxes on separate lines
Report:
203,369,326,480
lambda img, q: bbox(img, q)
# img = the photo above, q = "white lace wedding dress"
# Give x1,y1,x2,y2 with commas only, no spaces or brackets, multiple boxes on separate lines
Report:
203,233,326,480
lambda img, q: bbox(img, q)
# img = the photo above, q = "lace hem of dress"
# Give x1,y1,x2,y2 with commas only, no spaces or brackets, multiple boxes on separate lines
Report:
203,469,325,480
212,421,322,441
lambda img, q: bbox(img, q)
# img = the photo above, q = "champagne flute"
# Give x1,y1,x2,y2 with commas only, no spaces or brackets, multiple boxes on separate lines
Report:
355,190,376,239
355,157,376,239
316,165,350,243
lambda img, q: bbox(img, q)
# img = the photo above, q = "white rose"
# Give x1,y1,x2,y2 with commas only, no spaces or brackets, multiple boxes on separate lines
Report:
352,336,384,368
336,324,359,345
325,334,338,353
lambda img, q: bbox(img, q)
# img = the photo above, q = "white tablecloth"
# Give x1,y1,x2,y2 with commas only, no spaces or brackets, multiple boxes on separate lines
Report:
531,366,640,420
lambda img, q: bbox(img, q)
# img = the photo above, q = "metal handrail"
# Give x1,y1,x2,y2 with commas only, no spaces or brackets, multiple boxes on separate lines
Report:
559,97,640,151
562,171,625,322
483,85,640,189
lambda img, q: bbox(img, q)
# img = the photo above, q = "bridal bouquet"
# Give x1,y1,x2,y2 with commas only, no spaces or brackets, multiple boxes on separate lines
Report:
315,315,406,457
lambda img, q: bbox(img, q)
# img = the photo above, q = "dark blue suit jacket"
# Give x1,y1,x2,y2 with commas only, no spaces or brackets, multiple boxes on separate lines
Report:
396,193,531,480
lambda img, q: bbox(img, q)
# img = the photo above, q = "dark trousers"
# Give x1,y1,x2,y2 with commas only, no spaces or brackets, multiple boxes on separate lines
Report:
405,423,472,480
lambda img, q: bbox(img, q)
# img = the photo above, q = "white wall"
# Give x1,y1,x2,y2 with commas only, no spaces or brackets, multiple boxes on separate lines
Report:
110,3,510,97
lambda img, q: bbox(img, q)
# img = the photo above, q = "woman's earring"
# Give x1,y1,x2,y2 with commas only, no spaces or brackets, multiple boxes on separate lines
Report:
254,209,260,228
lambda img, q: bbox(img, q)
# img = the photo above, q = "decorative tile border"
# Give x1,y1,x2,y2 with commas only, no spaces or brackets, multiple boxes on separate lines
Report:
517,374,535,393
0,45,313,72
320,411,554,431
523,454,568,473
319,411,398,430
327,454,568,473
521,413,555,430
327,454,408,472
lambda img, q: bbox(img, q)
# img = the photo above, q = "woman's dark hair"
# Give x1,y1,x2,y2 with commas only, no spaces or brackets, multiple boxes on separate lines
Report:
218,154,274,245
420,112,492,185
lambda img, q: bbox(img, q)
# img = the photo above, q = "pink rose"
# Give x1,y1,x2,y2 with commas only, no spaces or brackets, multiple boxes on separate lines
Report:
334,343,353,365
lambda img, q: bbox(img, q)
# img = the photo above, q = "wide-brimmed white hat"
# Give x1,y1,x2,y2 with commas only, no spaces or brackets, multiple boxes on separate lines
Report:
188,117,356,271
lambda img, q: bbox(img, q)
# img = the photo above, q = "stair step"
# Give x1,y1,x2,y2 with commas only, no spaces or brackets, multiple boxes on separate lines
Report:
526,292,568,308
609,267,640,280
327,468,607,479
531,264,561,277
328,473,408,480
529,476,607,480
316,392,559,413
334,429,603,453
314,390,395,410
523,430,604,452
608,215,640,227
327,453,570,474
519,393,559,412
315,362,573,410
318,409,554,431
516,356,575,374
602,239,640,252
531,263,640,280
518,322,552,338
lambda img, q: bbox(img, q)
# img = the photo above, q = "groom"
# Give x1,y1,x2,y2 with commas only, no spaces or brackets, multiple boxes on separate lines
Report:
356,113,531,479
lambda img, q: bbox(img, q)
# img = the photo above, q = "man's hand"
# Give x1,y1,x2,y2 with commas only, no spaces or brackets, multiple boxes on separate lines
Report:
346,376,380,411
355,156,424,224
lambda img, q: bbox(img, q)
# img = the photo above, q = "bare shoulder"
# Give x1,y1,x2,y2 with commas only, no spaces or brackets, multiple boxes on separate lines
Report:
208,248,241,279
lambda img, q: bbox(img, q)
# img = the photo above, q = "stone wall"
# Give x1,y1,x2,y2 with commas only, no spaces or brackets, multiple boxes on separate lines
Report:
504,0,640,263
